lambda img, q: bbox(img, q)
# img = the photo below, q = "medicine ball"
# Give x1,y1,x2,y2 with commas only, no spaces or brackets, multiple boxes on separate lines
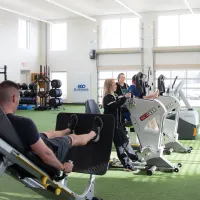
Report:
24,91,30,97
21,83,28,90
49,98,59,107
51,80,62,89
58,98,63,106
49,89,62,98
49,98,63,107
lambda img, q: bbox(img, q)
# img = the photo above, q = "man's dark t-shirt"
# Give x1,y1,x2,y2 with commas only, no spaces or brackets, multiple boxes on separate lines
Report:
6,114,66,159
6,114,72,163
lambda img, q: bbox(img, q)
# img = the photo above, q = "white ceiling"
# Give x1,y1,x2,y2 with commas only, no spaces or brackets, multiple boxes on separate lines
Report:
0,0,200,20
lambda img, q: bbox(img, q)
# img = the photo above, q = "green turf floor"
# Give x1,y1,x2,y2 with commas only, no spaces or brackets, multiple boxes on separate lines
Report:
1,106,200,200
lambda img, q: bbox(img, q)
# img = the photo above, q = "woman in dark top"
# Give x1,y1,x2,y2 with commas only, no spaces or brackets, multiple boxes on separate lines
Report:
115,73,129,96
115,73,131,123
103,79,140,171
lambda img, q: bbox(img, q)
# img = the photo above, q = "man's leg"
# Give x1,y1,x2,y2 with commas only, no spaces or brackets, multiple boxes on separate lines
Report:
45,115,103,146
43,129,70,139
70,116,103,146
43,114,78,139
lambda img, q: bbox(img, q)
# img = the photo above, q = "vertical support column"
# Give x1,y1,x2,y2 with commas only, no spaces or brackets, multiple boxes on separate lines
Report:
140,21,144,73
96,25,100,104
143,14,155,90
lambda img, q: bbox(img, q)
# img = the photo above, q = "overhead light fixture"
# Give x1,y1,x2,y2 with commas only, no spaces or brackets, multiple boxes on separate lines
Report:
0,5,52,24
45,0,96,22
115,0,142,18
184,0,194,14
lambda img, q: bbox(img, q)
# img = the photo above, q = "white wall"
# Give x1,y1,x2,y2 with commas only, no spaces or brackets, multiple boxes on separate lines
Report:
47,19,97,103
0,10,46,83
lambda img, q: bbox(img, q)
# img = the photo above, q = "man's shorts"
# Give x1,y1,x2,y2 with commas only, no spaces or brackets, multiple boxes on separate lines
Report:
40,133,72,163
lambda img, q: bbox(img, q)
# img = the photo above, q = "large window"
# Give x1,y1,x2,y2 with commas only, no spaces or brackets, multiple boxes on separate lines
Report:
98,70,139,104
155,69,200,107
51,72,67,100
18,19,30,49
157,14,200,47
100,17,140,49
50,23,67,51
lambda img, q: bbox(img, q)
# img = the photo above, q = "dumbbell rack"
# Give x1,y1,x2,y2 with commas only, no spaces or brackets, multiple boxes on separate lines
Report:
18,83,37,109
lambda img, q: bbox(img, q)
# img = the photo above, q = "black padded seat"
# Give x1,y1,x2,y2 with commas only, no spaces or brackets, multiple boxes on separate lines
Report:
85,99,101,114
0,107,60,179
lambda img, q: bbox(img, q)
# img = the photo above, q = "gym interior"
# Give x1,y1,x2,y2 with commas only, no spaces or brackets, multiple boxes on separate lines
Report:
0,0,200,199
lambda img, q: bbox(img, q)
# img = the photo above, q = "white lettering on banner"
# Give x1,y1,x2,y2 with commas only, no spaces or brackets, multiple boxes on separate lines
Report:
74,84,89,92
72,73,90,103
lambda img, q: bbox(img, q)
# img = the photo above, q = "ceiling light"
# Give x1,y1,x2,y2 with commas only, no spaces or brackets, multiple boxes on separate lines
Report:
45,0,96,22
184,0,194,14
115,0,142,18
0,5,52,24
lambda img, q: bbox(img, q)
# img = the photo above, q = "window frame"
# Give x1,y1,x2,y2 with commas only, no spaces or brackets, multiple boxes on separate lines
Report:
154,69,200,106
156,14,200,47
100,17,141,49
18,19,31,50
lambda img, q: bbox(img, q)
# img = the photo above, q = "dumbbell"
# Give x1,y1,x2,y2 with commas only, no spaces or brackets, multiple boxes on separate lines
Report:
24,91,30,97
21,83,28,90
30,90,36,97
29,83,34,90
20,91,23,97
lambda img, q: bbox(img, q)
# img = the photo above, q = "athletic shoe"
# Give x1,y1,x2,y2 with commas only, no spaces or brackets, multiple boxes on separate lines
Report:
68,114,78,132
124,163,138,172
91,116,103,142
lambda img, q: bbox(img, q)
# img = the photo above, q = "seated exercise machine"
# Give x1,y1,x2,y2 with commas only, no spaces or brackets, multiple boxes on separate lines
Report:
85,99,181,176
159,75,199,140
134,73,192,154
0,107,115,200
157,75,192,153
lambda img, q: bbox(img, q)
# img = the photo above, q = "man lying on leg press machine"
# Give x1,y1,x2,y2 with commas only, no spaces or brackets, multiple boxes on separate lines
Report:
0,80,103,174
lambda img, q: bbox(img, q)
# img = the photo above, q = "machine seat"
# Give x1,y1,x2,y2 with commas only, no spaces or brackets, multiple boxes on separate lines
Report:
85,99,101,114
0,107,61,179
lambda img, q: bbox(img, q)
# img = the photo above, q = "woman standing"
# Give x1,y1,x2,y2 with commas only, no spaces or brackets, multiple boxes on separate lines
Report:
115,73,129,96
103,79,140,171
115,73,131,123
